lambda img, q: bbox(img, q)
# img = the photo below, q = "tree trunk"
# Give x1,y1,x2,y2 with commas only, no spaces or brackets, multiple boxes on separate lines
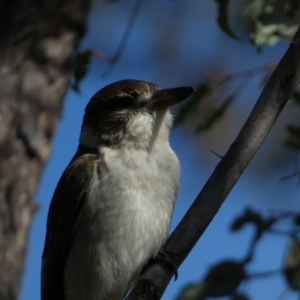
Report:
0,1,90,299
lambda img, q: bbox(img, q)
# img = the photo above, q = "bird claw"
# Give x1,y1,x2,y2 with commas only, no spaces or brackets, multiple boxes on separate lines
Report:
144,248,180,281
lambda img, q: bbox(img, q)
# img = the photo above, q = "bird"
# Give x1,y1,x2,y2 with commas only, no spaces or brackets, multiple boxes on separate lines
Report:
41,79,194,300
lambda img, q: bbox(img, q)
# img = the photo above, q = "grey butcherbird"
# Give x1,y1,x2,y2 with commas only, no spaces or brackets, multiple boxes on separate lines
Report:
41,79,194,300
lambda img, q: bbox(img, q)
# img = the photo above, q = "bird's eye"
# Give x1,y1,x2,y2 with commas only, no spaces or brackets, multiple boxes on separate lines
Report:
116,97,133,109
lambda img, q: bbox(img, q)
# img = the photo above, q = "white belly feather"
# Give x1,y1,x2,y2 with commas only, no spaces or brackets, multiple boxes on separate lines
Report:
64,142,180,300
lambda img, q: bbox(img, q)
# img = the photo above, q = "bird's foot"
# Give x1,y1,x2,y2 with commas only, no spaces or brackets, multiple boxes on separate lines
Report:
144,248,180,281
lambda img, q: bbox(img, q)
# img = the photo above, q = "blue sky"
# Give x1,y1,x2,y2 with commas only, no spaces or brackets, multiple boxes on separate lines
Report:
20,1,300,299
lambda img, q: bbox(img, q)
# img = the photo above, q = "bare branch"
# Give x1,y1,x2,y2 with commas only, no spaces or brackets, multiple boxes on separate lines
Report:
126,25,300,300
102,0,143,78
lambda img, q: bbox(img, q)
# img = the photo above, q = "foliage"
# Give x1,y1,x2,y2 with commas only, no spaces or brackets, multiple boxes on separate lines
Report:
71,50,92,92
175,62,274,132
176,208,300,299
214,0,239,40
215,0,299,49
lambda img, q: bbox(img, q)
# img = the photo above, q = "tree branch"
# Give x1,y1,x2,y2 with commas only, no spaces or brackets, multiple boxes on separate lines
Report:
126,25,300,300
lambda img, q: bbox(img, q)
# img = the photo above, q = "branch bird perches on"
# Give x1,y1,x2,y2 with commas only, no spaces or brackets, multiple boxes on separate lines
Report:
126,25,300,300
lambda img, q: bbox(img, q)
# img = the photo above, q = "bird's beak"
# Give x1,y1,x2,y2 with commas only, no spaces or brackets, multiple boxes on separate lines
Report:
148,86,195,111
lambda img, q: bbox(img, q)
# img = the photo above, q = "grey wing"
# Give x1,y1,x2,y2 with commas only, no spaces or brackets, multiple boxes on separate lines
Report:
41,154,97,300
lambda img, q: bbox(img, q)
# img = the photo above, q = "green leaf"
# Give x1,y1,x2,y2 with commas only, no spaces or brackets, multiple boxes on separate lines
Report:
215,0,239,40
194,93,235,133
231,293,251,300
244,1,298,49
244,0,266,20
71,50,92,93
250,21,283,48
176,283,206,300
174,84,212,125
204,260,245,297
250,21,297,49
244,0,276,20
283,236,300,290
285,125,300,150
231,208,265,233
294,215,300,227
291,90,300,105
284,0,300,17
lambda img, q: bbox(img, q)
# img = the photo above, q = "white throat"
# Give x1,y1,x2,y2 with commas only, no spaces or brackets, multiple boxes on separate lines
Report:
148,110,168,151
121,109,173,151
79,110,173,152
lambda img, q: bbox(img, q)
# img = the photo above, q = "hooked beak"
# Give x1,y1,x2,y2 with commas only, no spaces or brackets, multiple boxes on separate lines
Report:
148,86,195,111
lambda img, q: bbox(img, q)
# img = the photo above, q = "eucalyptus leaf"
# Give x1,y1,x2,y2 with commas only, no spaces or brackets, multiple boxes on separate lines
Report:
244,0,266,20
176,283,206,300
72,50,92,93
203,260,245,297
283,236,300,290
215,0,239,40
250,21,290,48
284,0,300,17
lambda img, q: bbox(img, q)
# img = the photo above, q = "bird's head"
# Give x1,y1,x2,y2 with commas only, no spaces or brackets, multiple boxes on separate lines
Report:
79,80,194,150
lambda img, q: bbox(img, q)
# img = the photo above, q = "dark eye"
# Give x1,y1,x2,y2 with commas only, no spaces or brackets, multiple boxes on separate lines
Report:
116,97,133,109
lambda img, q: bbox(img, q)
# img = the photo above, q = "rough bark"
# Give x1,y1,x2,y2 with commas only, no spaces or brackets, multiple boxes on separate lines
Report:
126,25,300,300
0,1,90,299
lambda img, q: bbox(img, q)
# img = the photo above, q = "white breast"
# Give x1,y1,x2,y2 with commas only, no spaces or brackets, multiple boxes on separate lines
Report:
64,111,180,300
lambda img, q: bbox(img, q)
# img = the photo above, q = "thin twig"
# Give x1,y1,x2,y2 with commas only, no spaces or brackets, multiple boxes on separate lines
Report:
280,170,300,181
102,0,143,78
210,149,223,159
246,269,282,279
267,228,300,236
201,60,278,83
